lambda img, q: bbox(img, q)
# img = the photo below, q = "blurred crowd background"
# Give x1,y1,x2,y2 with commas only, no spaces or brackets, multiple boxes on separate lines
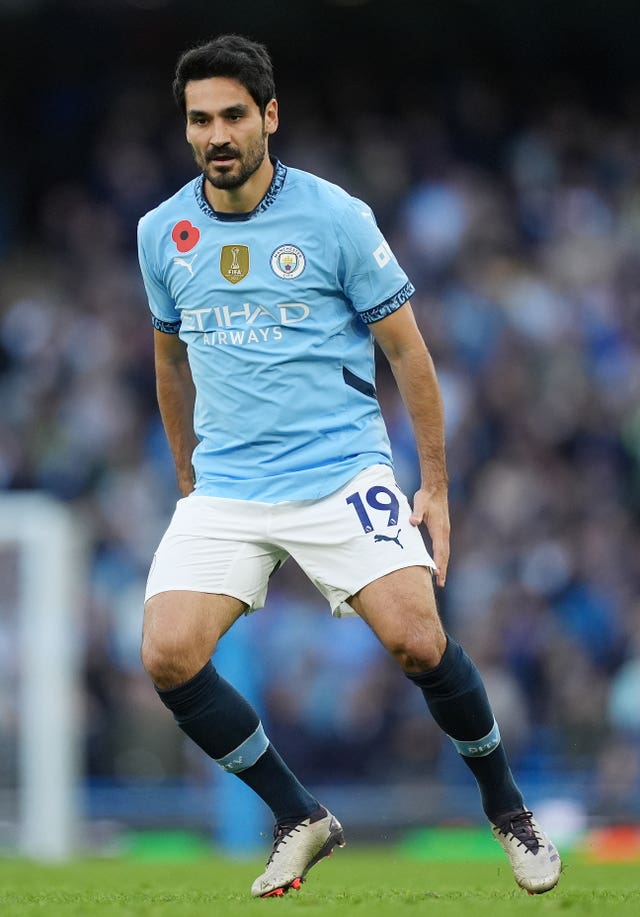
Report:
1,0,640,840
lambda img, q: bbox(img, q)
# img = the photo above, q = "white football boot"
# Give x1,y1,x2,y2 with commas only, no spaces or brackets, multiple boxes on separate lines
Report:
491,809,561,894
251,806,345,898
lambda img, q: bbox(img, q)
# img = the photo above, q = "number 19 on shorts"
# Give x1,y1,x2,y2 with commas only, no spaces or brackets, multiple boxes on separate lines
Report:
346,486,400,533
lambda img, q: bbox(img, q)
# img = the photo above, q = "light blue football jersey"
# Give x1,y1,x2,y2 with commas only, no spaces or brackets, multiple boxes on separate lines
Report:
137,159,415,501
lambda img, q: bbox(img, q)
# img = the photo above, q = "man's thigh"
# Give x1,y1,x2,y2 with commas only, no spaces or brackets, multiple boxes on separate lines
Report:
142,590,248,687
348,565,446,670
143,589,247,656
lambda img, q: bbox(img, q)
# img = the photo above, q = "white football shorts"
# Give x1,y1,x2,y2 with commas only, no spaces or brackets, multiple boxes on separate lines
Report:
145,464,436,617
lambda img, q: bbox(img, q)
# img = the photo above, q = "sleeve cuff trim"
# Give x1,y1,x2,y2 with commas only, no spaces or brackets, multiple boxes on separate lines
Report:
152,316,181,334
360,281,415,324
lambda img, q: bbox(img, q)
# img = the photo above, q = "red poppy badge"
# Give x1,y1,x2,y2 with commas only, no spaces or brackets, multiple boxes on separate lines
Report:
172,220,200,253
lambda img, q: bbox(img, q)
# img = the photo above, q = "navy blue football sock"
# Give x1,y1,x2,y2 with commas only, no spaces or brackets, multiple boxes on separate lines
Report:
406,637,524,821
156,662,318,823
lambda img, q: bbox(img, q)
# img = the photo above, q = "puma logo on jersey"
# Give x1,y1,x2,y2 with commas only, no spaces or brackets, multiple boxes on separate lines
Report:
374,529,403,549
173,254,198,276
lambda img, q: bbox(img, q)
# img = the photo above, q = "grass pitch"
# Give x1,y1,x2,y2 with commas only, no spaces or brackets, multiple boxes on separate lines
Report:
1,848,639,915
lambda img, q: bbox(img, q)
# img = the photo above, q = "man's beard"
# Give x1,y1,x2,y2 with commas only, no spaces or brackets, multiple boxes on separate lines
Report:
201,133,267,191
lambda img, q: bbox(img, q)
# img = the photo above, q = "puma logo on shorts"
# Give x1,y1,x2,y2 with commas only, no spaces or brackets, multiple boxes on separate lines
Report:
374,529,403,549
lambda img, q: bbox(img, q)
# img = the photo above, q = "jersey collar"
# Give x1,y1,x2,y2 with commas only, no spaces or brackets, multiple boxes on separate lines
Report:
194,157,287,222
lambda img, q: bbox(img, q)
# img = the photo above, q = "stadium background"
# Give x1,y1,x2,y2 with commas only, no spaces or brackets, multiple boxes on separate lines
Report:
1,0,640,855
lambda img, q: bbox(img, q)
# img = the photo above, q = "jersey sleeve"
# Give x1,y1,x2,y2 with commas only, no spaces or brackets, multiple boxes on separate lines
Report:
137,215,181,334
336,197,415,324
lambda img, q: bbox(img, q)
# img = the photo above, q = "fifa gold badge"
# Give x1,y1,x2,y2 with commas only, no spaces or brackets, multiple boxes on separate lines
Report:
220,245,250,284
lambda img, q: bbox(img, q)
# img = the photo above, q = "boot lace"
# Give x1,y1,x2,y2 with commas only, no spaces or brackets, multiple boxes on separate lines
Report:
495,810,542,854
266,821,303,866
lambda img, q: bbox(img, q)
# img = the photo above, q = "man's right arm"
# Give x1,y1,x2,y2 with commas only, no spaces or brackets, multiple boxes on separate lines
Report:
154,329,199,497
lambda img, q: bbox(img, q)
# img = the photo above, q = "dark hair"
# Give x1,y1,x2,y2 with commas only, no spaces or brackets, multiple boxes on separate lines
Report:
173,34,276,115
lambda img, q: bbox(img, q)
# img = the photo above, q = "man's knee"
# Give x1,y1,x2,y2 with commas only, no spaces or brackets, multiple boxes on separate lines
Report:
141,637,187,688
140,635,167,684
365,602,446,672
141,590,242,689
140,627,215,689
385,624,447,673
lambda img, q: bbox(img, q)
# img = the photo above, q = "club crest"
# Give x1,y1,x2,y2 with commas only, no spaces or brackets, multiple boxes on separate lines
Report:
220,244,250,284
270,244,306,279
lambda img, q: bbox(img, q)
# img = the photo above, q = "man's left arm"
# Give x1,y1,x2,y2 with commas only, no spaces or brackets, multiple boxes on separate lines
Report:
370,302,450,587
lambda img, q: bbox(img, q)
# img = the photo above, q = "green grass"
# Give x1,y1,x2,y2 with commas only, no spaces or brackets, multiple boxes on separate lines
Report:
1,848,639,916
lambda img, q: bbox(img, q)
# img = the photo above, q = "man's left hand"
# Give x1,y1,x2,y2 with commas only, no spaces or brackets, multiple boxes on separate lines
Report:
410,486,450,588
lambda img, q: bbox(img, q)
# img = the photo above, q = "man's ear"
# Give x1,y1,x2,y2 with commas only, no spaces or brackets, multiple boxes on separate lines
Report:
264,98,279,136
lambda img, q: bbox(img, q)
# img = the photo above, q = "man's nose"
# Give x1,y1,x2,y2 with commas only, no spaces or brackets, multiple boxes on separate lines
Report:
208,120,231,146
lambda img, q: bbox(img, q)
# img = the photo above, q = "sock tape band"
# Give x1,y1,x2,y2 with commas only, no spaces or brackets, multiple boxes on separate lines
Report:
215,721,269,773
448,719,501,758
